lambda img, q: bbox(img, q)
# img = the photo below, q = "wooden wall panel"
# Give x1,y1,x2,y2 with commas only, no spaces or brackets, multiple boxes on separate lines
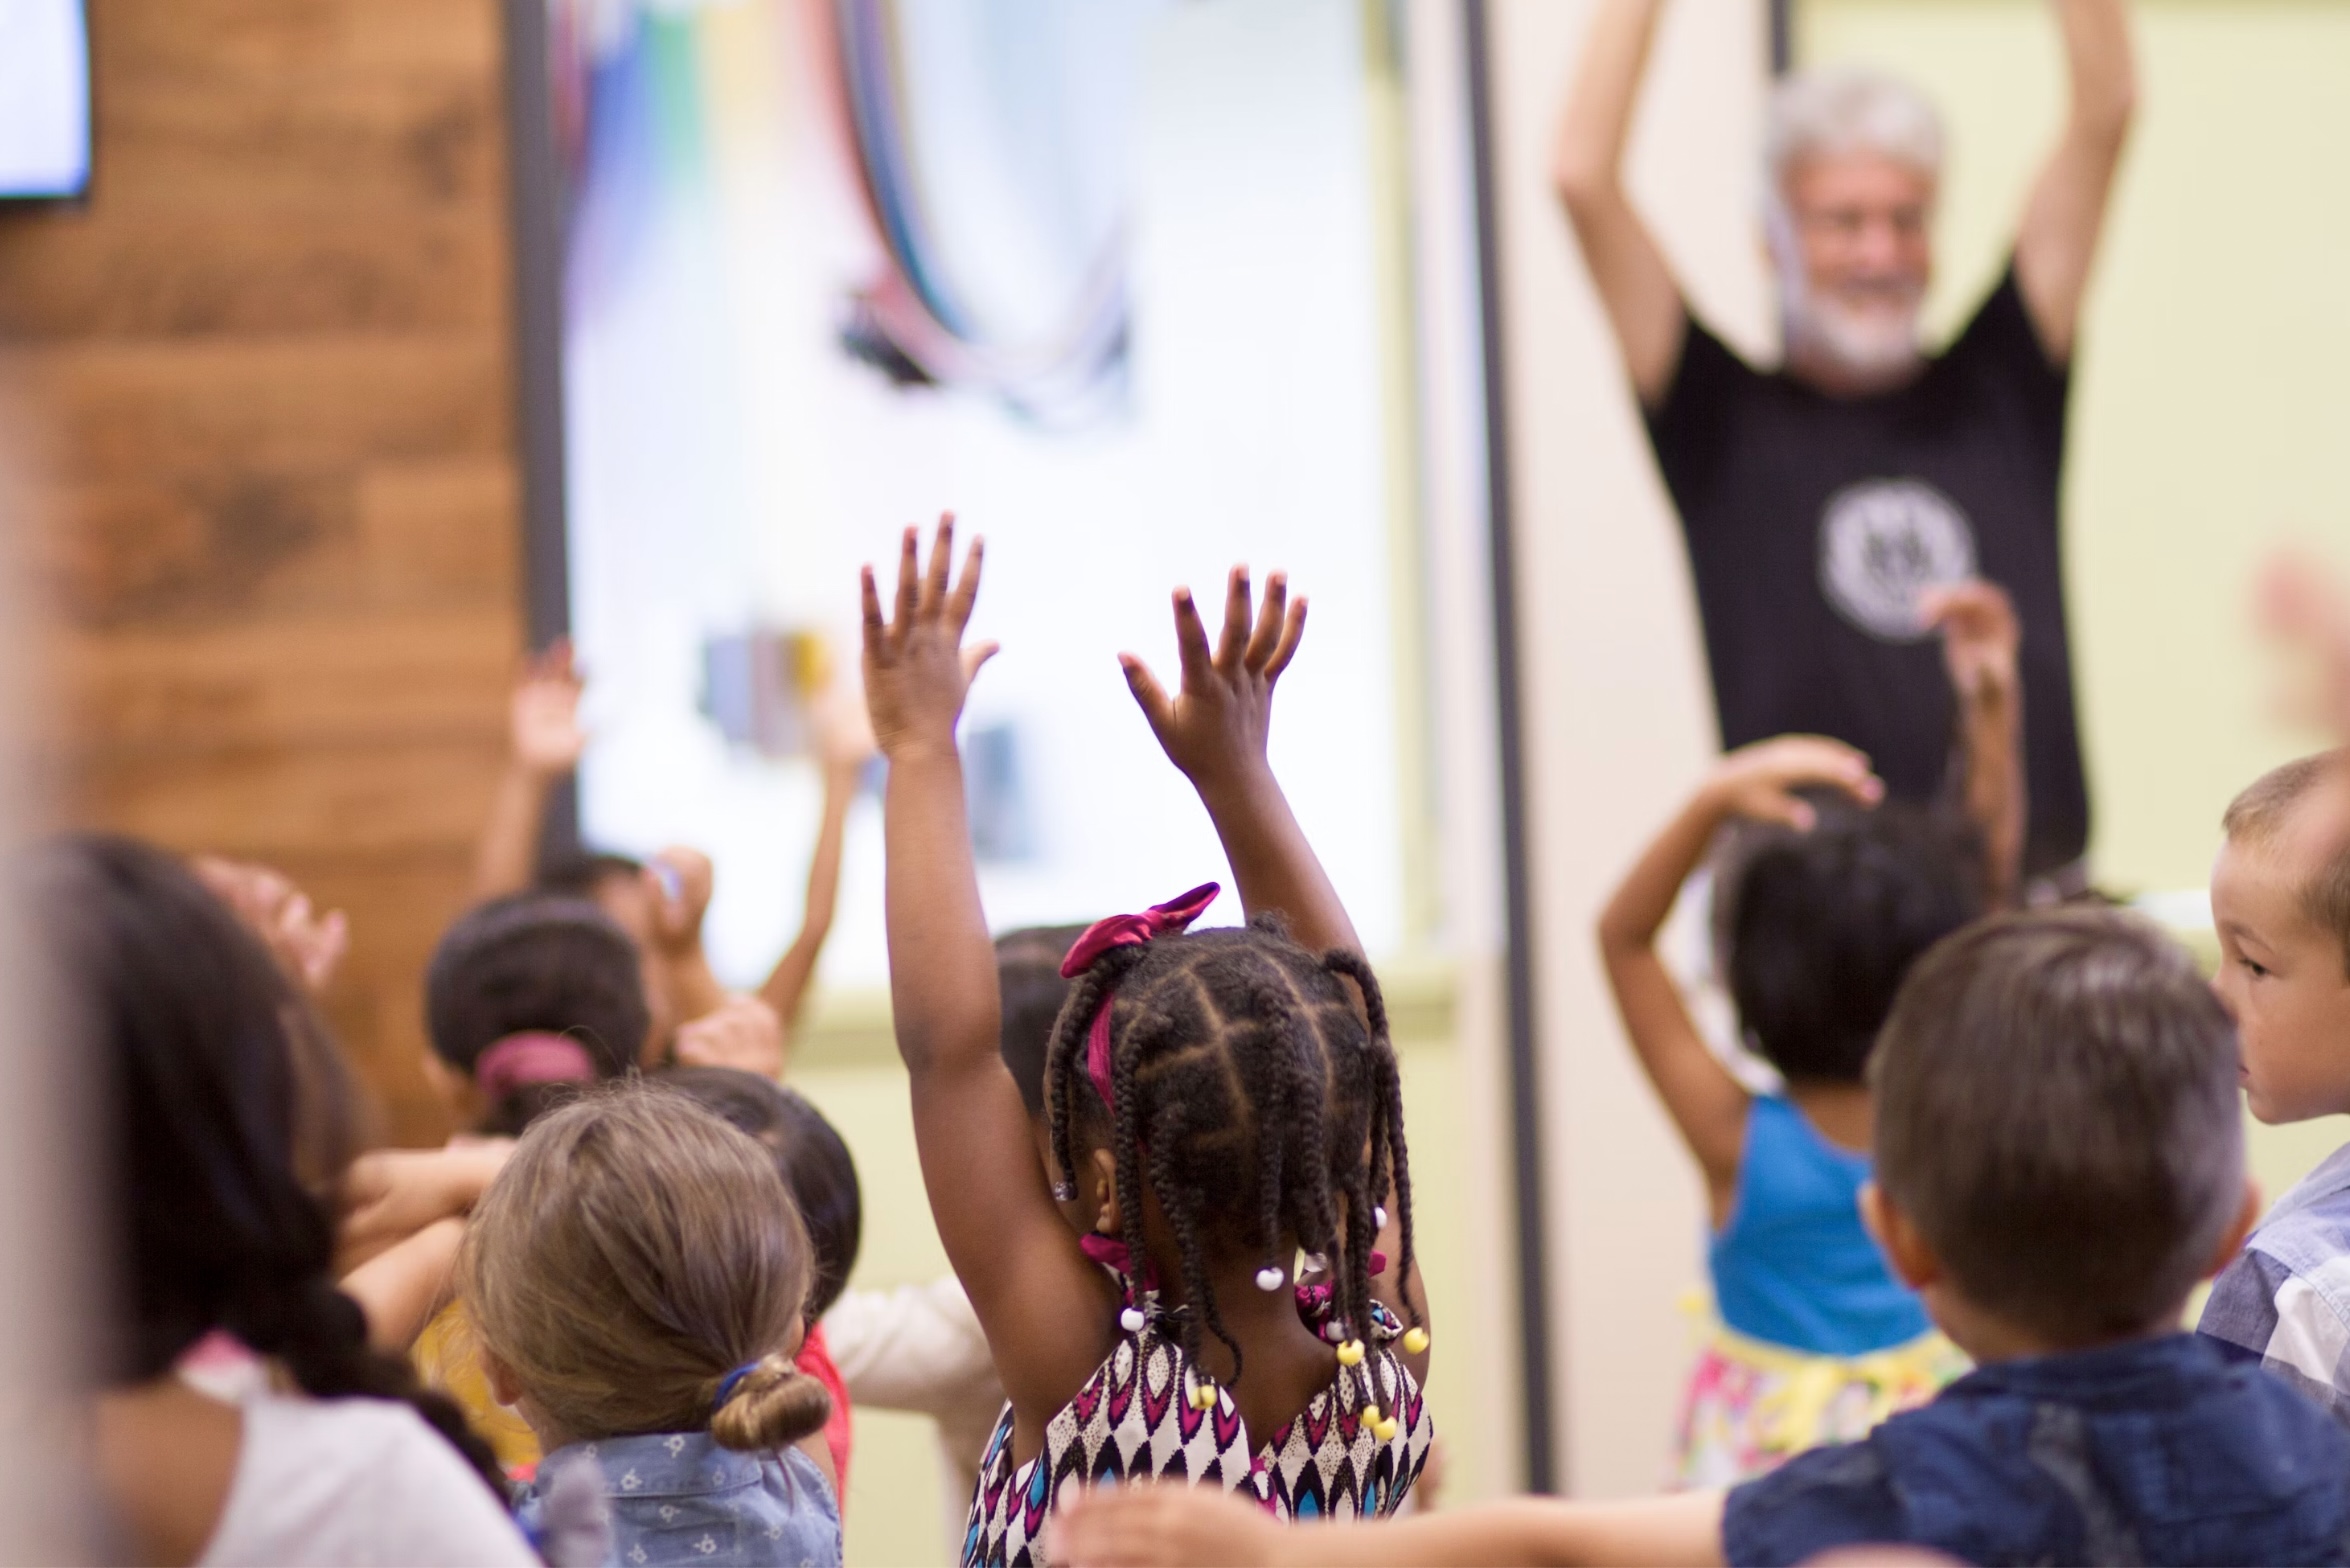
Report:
0,0,526,1143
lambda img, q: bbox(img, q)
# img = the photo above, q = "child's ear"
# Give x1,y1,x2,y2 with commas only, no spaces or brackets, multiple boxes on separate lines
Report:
2203,1179,2264,1280
1090,1147,1120,1236
1859,1181,1941,1291
478,1345,524,1410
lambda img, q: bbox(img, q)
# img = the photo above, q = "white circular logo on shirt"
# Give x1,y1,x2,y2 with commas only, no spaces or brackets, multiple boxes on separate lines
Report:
1816,479,1979,642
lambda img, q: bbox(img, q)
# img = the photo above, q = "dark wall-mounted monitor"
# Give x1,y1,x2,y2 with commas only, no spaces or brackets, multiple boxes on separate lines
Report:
0,1,93,201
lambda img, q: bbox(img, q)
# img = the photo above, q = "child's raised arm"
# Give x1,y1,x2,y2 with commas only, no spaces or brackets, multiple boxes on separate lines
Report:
1597,737,1881,1220
760,682,874,1033
1119,568,1353,955
1120,567,1432,1376
1922,580,2025,908
863,518,1118,1435
471,639,586,901
1054,1481,1727,1567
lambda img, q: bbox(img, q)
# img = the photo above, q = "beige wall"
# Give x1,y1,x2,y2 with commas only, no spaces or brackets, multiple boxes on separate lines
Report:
1486,0,1771,1500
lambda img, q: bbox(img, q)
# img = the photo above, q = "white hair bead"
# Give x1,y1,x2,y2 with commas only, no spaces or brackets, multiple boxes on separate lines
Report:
1255,1266,1284,1292
1120,1306,1146,1334
1374,1205,1388,1230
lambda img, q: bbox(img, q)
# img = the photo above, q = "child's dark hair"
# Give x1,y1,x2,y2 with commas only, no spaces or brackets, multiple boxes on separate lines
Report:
1045,914,1419,1403
1872,907,2244,1345
536,849,647,900
1722,796,1985,1083
423,892,646,1135
30,834,507,1498
659,1065,863,1322
997,923,1090,1114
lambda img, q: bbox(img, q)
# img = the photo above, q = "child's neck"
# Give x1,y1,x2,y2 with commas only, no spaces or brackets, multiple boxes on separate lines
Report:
1165,1258,1346,1450
1933,1291,2189,1366
1786,1078,1873,1153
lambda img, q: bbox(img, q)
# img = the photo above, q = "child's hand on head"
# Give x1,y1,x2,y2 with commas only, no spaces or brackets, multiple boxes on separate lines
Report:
1704,736,1883,830
674,995,786,1078
510,637,588,778
1920,579,2020,707
861,516,996,760
1120,566,1306,794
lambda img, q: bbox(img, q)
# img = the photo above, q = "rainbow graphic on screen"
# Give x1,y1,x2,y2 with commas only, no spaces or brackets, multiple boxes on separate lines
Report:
552,0,1151,424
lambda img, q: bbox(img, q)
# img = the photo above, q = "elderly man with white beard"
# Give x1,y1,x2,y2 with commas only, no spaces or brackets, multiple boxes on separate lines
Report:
1555,0,2135,888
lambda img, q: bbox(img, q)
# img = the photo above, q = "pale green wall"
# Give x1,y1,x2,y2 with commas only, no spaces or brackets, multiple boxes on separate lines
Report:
1798,0,2350,1212
795,1032,1482,1566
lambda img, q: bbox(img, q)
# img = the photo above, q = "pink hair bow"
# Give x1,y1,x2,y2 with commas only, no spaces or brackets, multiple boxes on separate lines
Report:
1060,882,1220,1110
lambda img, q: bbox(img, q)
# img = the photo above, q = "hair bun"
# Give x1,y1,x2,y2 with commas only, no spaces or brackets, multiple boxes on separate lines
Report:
709,1353,831,1453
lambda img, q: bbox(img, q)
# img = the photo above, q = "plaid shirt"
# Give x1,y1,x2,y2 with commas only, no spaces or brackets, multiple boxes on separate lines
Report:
2199,1140,2350,1430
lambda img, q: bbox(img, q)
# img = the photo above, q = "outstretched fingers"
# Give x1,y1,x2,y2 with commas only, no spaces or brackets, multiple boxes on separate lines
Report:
1265,594,1307,681
1215,566,1253,671
922,512,958,620
893,526,922,633
859,565,888,657
946,529,985,635
1120,653,1175,735
1242,571,1286,671
1172,586,1215,690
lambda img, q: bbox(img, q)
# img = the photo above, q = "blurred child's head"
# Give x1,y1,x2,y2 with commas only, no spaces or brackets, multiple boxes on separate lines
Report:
1723,796,1984,1084
1047,907,1420,1395
660,1065,863,1322
1868,908,2254,1352
538,850,676,1056
997,923,1090,1119
33,834,504,1489
460,1083,831,1452
424,893,646,1136
2212,751,2350,1124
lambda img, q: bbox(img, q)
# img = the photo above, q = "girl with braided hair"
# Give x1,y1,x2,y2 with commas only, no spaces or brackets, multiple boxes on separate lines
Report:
863,520,1433,1567
38,835,534,1566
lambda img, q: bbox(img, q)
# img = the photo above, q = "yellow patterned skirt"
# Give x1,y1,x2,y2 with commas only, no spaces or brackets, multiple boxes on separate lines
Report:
1671,1307,1967,1490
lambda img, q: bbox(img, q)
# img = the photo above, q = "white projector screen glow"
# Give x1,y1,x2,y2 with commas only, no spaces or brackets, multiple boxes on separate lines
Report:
0,0,92,199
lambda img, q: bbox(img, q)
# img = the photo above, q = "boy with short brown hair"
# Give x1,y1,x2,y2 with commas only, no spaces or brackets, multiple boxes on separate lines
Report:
2198,749,2350,1423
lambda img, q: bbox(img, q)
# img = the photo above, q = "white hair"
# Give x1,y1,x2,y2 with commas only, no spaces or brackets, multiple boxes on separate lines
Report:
1764,66,1944,201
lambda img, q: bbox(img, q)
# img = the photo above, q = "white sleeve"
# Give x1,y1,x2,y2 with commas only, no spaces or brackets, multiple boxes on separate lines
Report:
821,1276,1000,1417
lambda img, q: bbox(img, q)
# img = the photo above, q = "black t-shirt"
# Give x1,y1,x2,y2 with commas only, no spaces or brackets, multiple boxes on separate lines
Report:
1644,264,2087,874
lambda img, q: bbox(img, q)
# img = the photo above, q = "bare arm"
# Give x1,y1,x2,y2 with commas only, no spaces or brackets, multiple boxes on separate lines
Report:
340,1217,466,1354
471,640,586,901
1552,0,1686,407
1055,1484,1726,1568
865,520,1119,1446
1121,568,1431,1379
1922,581,2026,908
1121,570,1353,956
1598,738,1882,1219
761,754,860,1030
2014,0,2136,361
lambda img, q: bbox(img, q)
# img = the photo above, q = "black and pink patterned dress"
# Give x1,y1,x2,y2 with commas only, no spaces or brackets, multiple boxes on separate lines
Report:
959,1285,1431,1567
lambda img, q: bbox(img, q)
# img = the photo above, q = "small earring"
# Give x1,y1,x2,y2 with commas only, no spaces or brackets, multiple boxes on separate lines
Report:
1254,1265,1284,1292
1052,1180,1076,1202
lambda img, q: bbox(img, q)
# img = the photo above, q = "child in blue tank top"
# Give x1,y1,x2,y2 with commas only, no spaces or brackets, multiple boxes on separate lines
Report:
1597,583,2025,1485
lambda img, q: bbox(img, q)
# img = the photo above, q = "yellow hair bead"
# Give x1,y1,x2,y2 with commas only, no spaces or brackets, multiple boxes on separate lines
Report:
1189,1381,1217,1412
1402,1326,1430,1356
1335,1339,1366,1367
1374,1417,1400,1443
1360,1403,1382,1426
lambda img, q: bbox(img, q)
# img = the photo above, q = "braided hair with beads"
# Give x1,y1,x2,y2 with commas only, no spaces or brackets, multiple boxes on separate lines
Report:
1045,911,1422,1419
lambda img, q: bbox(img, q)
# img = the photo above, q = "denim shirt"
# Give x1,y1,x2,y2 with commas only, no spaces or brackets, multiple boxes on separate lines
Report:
1724,1334,2350,1566
517,1431,841,1568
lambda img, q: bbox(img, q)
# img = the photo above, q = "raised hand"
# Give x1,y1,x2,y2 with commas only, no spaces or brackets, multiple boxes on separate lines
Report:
1120,566,1306,794
809,665,879,785
1920,578,2021,709
2257,550,2350,738
510,637,587,778
193,855,350,996
646,846,715,959
862,516,995,760
1701,735,1883,832
674,994,786,1079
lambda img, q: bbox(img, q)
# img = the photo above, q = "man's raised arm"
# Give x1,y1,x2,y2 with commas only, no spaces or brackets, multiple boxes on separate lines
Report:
2015,0,2136,362
1552,0,1687,408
